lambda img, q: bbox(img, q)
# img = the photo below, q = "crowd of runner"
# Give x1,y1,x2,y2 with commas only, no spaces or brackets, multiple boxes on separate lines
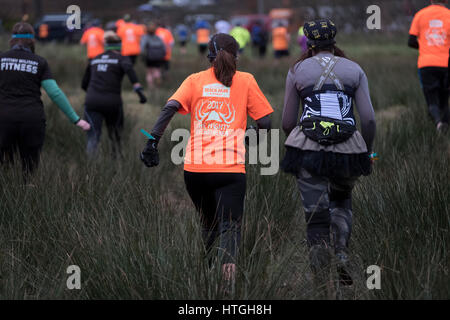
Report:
0,0,449,292
79,15,308,68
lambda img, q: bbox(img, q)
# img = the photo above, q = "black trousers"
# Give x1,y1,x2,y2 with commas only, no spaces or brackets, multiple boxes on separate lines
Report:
184,171,246,264
84,105,124,157
0,121,45,174
128,55,138,66
418,67,449,125
258,44,267,58
198,44,208,55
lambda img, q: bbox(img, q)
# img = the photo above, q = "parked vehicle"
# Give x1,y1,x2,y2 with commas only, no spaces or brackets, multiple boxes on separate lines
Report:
34,13,92,43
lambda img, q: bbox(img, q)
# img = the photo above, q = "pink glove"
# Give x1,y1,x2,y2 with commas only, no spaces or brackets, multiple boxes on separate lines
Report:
76,119,91,131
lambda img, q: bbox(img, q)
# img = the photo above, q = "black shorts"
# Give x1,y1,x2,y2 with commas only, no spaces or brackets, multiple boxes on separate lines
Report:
145,60,164,68
162,60,170,71
198,44,208,54
180,40,187,47
184,171,246,224
274,50,290,59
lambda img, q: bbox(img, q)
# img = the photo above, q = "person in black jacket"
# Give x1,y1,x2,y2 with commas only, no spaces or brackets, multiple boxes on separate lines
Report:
82,31,147,158
0,22,90,175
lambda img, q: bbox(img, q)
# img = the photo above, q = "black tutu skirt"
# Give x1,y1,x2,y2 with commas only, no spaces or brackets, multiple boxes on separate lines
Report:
281,147,372,179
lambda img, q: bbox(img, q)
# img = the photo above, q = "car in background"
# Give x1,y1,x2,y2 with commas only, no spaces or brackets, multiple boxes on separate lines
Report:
34,13,92,43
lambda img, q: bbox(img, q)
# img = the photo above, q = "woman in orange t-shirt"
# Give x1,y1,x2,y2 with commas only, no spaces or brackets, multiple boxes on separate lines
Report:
272,22,290,59
140,33,273,281
80,25,105,60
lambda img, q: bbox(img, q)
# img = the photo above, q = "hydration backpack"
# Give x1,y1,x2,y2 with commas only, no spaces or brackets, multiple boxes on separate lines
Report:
299,56,357,145
144,35,166,61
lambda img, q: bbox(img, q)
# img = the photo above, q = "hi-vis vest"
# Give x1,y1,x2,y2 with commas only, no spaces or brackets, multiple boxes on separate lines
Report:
299,56,356,127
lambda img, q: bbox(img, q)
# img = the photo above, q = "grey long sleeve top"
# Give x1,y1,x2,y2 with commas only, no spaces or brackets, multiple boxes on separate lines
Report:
282,52,376,152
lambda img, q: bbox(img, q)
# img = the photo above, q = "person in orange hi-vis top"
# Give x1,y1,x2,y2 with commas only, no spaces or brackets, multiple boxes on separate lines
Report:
272,21,290,59
80,22,104,61
115,19,125,30
38,23,49,41
196,20,211,55
140,34,273,285
155,22,175,73
408,0,450,133
117,18,145,65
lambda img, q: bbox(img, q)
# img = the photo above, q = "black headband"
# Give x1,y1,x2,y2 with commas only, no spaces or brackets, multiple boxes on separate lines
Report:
207,36,222,61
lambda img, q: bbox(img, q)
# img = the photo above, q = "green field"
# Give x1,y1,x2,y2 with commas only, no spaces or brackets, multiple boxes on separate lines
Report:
0,33,449,299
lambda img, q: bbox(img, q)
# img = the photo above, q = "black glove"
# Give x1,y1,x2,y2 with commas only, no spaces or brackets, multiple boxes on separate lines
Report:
134,87,147,104
140,138,159,167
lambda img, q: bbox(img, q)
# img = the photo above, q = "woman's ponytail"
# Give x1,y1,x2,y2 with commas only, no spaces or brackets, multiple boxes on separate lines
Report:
208,33,239,87
213,49,236,88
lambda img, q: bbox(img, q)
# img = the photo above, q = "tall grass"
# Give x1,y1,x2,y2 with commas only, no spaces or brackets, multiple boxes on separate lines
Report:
0,33,448,299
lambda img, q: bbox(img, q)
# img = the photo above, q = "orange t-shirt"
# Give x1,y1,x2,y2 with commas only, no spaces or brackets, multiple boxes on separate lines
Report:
117,23,145,56
139,24,147,35
156,27,175,61
116,19,125,29
39,24,49,39
80,27,105,59
169,68,274,173
197,28,210,44
272,27,289,51
409,4,450,68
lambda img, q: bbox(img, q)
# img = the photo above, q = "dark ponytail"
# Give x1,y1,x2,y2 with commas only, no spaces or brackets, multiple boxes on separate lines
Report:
208,33,239,88
212,49,236,87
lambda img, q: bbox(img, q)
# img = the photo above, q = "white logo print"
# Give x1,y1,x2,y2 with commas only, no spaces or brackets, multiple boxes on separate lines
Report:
202,83,230,98
196,83,236,126
196,100,236,124
430,20,443,28
426,20,446,47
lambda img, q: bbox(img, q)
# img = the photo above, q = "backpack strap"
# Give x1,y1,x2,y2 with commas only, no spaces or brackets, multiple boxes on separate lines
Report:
142,35,150,52
313,56,344,91
327,68,344,91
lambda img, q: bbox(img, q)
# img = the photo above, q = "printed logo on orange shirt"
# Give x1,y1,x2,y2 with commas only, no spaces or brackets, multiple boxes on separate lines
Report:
202,83,230,98
196,83,236,127
195,100,236,126
88,34,98,47
426,19,446,46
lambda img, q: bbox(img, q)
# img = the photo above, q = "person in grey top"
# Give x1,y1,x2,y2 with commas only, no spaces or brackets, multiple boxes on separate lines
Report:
280,19,376,287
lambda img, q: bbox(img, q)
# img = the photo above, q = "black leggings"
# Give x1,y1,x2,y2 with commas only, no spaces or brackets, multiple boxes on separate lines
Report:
0,121,45,174
184,171,246,264
419,67,449,125
128,55,138,66
84,105,124,157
